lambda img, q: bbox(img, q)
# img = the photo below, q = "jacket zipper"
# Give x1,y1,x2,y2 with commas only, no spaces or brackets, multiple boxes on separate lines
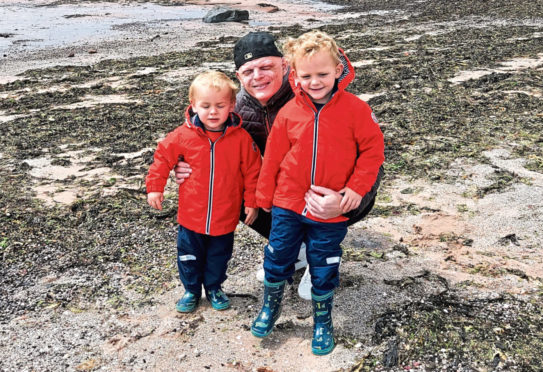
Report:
300,87,339,216
302,97,320,217
205,133,226,235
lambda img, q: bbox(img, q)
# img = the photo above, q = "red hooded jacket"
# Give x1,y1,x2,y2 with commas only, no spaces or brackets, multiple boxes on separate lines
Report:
256,49,385,223
146,107,261,236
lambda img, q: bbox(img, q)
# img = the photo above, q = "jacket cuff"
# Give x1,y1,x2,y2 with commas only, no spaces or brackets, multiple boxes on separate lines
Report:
146,184,165,193
244,198,258,209
346,180,370,200
256,198,273,209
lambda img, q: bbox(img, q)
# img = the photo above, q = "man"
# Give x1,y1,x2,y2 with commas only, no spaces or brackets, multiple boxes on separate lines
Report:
174,32,383,299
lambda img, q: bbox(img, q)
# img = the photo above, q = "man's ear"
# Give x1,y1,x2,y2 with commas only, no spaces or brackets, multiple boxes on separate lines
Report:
281,58,289,76
335,63,344,78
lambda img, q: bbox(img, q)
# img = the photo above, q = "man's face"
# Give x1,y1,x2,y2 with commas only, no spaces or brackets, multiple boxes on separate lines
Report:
236,56,287,106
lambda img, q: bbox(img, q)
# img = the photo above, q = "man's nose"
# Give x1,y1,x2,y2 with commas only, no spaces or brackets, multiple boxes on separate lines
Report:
253,68,262,79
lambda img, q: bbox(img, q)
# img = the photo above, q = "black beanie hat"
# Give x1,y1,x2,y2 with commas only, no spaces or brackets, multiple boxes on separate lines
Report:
234,32,283,70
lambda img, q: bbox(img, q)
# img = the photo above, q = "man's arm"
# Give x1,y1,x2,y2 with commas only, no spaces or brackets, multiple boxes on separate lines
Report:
303,165,383,220
239,130,262,221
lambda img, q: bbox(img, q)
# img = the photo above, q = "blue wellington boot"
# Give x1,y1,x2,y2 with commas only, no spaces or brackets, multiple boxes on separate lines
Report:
175,291,200,313
251,279,286,338
311,290,335,355
206,288,230,310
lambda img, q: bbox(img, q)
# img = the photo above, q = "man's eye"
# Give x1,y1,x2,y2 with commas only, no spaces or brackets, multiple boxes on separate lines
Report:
243,70,253,76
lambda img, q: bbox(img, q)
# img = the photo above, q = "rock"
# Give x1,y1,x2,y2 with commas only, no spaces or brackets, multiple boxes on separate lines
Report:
203,7,249,23
257,3,280,13
498,233,520,246
383,339,399,367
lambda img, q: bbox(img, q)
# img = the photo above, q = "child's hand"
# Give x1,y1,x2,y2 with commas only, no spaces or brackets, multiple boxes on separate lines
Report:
147,192,164,210
339,187,362,214
262,207,271,213
244,207,259,225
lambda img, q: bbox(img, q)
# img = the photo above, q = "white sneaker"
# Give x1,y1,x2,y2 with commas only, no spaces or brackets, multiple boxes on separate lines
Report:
295,242,308,270
297,265,312,300
256,259,306,282
256,266,265,282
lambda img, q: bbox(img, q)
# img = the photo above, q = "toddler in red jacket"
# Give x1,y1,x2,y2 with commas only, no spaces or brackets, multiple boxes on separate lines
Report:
251,31,385,355
146,71,262,313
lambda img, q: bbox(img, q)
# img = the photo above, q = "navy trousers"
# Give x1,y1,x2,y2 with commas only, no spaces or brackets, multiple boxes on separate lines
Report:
176,225,234,295
264,207,347,295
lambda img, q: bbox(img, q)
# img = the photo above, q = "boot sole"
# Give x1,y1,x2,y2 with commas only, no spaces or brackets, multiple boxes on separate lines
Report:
250,327,273,338
176,304,198,313
210,302,230,310
311,342,335,356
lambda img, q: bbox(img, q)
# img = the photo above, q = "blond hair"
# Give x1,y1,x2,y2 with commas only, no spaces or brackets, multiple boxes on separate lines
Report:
282,30,341,69
189,71,239,103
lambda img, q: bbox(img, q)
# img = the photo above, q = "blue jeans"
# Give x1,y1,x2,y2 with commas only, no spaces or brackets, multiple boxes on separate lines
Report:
176,225,234,295
264,206,347,295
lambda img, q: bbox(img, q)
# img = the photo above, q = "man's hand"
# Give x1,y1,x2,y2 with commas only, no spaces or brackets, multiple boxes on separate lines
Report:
244,207,259,225
339,187,362,214
147,192,164,210
304,185,343,219
173,160,192,185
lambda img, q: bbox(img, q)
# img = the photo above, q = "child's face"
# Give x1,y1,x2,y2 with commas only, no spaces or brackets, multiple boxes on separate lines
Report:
294,50,343,104
191,85,235,131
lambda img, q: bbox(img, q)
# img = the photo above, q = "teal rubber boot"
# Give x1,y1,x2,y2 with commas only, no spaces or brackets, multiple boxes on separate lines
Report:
175,291,200,313
251,279,286,338
206,288,230,310
311,290,335,355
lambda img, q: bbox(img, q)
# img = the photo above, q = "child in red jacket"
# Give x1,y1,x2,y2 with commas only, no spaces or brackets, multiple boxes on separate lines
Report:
251,31,385,355
146,71,261,313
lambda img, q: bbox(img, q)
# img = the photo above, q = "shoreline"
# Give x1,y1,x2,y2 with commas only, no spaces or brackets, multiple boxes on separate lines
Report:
1,0,344,78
